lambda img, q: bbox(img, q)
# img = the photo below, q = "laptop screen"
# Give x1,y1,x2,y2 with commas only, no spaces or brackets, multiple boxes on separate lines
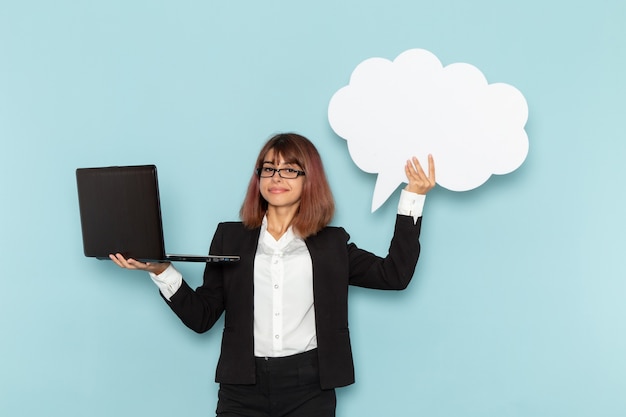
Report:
76,165,167,260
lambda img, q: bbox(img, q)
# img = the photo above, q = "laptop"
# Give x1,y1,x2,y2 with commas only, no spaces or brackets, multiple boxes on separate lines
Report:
76,165,239,263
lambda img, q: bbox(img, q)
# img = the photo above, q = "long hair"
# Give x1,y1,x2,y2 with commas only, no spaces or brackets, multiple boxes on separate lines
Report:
239,133,335,238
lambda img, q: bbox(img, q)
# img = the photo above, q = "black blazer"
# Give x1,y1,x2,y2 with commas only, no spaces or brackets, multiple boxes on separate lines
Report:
166,214,422,389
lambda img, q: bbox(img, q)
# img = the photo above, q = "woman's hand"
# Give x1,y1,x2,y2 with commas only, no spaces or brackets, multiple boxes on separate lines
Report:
404,154,436,195
109,253,170,275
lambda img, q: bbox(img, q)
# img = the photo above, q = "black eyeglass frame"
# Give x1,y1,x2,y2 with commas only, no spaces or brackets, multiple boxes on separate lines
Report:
256,167,306,179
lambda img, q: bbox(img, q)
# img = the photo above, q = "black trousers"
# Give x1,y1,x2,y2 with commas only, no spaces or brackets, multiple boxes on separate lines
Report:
216,349,336,417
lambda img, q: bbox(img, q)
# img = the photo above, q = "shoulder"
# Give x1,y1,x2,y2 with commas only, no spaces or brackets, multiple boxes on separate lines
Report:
216,221,245,231
307,225,350,245
210,222,260,253
215,221,258,236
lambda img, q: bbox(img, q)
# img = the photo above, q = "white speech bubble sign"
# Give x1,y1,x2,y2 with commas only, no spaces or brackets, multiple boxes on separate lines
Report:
328,48,529,211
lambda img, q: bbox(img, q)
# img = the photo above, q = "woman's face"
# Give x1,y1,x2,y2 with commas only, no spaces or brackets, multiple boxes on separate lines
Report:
258,149,305,212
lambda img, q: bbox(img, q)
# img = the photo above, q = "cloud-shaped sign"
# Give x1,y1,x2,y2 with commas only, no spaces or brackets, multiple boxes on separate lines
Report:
328,48,529,211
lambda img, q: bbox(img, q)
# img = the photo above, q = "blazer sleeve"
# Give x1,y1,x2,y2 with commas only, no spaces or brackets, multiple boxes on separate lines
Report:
163,224,228,333
347,214,422,290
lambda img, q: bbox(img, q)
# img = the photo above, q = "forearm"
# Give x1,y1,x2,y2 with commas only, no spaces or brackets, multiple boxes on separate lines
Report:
149,264,224,333
348,213,422,290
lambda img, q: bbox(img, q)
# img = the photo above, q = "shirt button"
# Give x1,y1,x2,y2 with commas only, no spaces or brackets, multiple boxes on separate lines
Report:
275,335,280,339
274,284,279,289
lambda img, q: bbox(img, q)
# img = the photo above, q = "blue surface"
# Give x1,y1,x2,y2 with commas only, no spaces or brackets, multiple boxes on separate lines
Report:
1,1,625,415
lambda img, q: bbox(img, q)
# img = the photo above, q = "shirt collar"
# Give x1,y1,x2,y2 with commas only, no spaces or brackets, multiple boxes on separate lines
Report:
260,215,301,251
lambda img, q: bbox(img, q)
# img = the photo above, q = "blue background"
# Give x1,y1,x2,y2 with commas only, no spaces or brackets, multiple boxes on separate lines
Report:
1,1,625,416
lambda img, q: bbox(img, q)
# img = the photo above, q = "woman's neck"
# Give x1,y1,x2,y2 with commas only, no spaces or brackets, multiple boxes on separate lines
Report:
265,207,297,240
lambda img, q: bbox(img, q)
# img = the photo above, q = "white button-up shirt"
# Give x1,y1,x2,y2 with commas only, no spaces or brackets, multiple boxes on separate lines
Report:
253,217,316,357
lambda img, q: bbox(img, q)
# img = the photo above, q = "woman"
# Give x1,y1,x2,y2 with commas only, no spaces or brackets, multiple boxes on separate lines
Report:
110,132,435,417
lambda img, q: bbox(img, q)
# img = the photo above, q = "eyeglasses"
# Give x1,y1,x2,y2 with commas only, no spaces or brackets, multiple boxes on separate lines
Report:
256,167,306,179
